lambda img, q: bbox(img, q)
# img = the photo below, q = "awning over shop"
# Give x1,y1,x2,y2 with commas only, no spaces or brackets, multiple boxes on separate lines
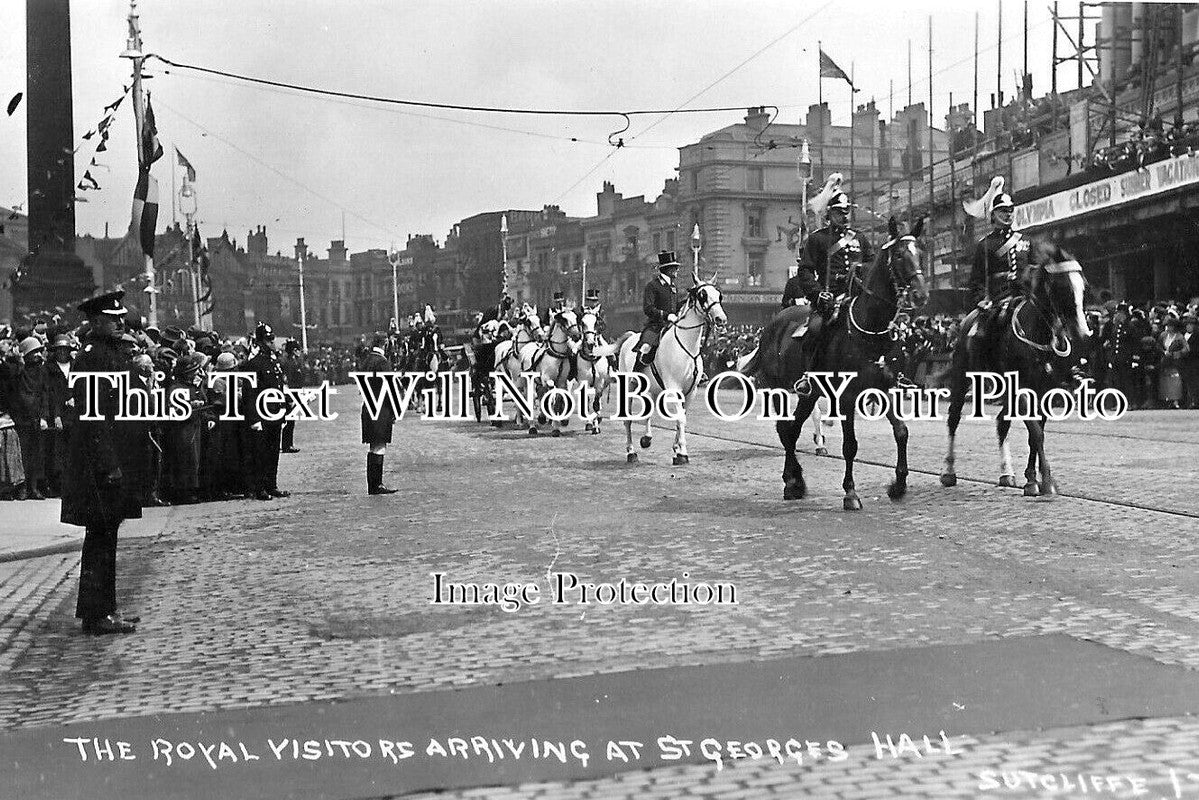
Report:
1014,149,1199,231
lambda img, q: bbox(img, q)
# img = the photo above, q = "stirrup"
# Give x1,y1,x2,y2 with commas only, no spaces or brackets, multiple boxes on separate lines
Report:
893,372,919,390
793,374,816,396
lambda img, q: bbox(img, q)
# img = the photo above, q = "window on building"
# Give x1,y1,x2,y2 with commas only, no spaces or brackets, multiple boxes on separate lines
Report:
748,254,764,286
691,170,700,193
652,232,661,252
747,209,763,239
747,166,764,191
666,230,676,251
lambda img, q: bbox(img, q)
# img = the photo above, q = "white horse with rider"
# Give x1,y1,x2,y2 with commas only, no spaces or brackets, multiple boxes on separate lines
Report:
604,261,727,464
492,303,545,429
574,304,612,435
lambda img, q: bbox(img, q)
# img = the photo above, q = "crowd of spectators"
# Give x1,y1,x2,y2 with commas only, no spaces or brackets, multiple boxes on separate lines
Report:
0,317,364,504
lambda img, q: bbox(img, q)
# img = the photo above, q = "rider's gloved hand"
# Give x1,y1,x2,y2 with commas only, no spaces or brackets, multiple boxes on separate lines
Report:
666,313,678,323
977,298,993,310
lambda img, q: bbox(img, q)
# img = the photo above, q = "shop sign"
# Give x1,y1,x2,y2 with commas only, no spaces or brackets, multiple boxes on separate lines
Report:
1014,149,1199,230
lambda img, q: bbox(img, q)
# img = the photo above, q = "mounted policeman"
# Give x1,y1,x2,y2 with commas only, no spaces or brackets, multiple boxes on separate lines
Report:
961,176,1031,361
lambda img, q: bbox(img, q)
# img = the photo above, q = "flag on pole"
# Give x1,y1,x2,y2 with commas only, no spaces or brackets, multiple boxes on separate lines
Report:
176,147,196,182
819,49,855,89
141,96,164,166
131,168,159,259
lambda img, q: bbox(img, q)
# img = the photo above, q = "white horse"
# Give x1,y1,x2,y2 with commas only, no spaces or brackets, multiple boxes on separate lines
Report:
523,309,580,437
575,306,612,435
493,304,544,430
609,276,727,464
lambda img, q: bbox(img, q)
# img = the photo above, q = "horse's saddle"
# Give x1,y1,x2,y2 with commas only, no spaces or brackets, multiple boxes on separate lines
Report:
742,305,812,385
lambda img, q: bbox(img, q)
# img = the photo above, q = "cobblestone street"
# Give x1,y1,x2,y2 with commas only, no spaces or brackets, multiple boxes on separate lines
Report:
2,387,1198,799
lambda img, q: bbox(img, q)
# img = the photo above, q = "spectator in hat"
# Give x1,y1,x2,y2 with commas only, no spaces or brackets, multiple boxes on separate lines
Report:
43,333,76,497
1158,316,1189,409
61,290,141,635
0,336,51,499
280,339,303,454
360,333,397,495
163,353,209,504
207,352,249,499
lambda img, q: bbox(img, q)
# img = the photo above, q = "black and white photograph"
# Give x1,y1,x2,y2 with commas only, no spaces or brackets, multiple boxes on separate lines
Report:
2,0,1199,797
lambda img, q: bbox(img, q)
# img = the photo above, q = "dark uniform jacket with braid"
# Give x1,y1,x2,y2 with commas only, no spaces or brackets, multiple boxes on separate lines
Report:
642,275,680,331
969,226,1031,305
794,225,874,302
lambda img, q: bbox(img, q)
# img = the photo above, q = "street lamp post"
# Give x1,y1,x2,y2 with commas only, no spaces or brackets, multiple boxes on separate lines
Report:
389,248,400,329
797,140,812,248
500,214,509,305
297,248,309,352
690,223,702,279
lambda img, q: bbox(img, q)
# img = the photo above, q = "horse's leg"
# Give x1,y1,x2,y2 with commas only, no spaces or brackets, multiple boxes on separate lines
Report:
812,397,828,455
591,379,602,435
672,400,689,465
1037,413,1057,496
941,354,967,487
1022,417,1043,497
996,410,1017,487
779,394,816,500
776,418,804,500
886,406,909,500
640,409,653,450
841,405,862,510
625,419,636,463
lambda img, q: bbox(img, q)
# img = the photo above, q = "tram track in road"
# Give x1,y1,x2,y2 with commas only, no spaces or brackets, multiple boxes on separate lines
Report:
648,421,1199,522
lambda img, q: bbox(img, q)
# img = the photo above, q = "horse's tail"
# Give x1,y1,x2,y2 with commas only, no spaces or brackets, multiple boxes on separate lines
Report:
598,331,635,360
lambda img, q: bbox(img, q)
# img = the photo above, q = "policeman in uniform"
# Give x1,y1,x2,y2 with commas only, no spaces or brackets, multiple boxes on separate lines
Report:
962,179,1030,359
794,189,873,330
61,291,141,635
635,252,682,368
361,333,398,495
243,323,290,501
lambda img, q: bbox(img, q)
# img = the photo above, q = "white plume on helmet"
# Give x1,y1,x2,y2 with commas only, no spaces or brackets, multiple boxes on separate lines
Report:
808,173,844,219
963,176,1006,220
423,304,436,325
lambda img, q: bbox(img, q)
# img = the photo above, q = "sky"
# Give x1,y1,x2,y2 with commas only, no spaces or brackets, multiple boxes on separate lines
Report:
1,0,1093,257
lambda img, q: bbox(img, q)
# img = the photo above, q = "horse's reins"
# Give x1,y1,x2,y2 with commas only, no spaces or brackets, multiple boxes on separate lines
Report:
655,285,722,395
1010,260,1080,357
846,235,920,337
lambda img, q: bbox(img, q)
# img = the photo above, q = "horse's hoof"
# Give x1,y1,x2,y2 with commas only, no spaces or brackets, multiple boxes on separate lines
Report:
887,480,907,500
537,414,547,425
1039,479,1058,496
627,453,638,464
672,454,689,466
783,482,806,500
1023,482,1040,497
843,494,863,511
492,421,504,428
562,419,570,428
940,473,957,487
591,427,600,436
640,435,652,449
814,446,829,456
998,475,1018,488
551,429,561,438
528,427,539,435
584,423,593,432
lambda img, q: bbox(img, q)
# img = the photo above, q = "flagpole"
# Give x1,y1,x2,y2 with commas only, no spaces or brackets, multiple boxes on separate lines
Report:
122,0,155,327
849,61,856,227
818,41,824,175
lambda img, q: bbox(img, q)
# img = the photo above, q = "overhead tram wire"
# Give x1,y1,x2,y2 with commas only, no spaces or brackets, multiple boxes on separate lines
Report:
148,54,762,147
156,66,681,151
626,0,835,144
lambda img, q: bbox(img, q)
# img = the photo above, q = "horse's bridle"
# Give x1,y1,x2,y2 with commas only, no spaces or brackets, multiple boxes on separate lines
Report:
664,284,724,390
846,235,923,337
1012,259,1082,357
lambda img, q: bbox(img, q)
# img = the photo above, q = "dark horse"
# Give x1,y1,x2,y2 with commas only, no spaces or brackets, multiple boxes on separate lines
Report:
940,241,1092,497
746,217,929,510
404,326,444,412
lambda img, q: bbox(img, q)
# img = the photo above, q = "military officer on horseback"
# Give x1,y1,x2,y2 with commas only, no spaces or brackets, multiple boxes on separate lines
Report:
962,177,1031,360
634,251,682,368
792,177,873,326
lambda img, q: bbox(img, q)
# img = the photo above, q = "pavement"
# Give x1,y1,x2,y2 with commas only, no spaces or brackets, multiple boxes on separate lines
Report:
1,386,1198,799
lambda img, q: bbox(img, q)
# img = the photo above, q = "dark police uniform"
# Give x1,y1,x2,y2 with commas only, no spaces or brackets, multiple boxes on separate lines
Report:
968,225,1030,307
795,223,874,307
61,291,142,635
243,326,288,500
